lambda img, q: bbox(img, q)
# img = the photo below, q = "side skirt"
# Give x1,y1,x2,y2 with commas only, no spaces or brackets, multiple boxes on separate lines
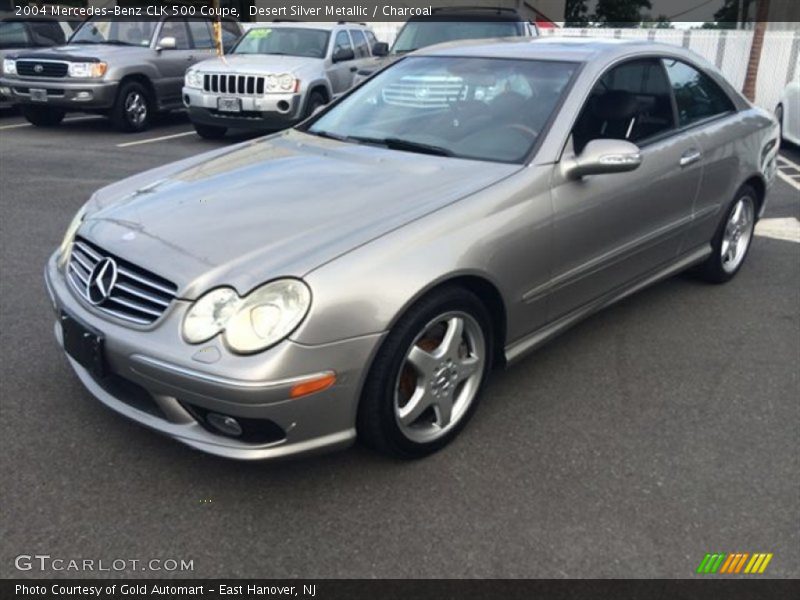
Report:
504,244,712,366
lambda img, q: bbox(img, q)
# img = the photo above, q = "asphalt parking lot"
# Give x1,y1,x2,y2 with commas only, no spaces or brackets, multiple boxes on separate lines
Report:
0,112,798,579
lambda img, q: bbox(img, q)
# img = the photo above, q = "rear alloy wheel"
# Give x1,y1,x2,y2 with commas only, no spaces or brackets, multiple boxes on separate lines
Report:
694,186,757,283
21,105,65,127
111,81,151,132
358,287,493,458
193,123,227,140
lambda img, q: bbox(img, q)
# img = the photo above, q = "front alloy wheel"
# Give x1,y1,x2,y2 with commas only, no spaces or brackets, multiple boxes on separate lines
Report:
394,312,486,444
358,286,493,458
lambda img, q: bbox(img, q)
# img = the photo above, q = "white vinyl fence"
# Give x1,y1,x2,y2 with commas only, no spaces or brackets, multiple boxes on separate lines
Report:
370,24,800,110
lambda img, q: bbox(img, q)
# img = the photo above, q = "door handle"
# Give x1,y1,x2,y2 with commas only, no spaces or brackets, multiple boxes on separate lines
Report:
679,149,702,167
350,66,357,72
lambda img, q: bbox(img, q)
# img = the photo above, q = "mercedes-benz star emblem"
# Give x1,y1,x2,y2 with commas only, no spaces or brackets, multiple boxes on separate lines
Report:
34,64,43,73
86,257,118,305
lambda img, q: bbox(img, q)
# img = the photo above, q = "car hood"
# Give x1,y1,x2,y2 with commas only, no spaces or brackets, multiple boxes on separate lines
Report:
12,43,152,61
80,130,519,299
193,54,321,75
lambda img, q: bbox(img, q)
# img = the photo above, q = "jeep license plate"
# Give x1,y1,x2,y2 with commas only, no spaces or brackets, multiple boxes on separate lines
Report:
217,97,241,113
30,88,47,102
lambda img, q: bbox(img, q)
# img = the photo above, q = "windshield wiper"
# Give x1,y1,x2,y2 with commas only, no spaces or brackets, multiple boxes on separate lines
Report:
352,136,453,157
307,130,348,141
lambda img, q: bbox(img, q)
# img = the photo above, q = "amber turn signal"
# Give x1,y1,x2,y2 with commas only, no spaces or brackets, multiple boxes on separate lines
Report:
289,372,336,399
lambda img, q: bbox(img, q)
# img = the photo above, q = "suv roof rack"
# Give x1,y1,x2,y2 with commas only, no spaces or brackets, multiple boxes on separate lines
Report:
337,21,367,26
430,6,520,15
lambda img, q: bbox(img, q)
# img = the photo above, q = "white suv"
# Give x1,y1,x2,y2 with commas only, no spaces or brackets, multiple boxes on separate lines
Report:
183,21,385,139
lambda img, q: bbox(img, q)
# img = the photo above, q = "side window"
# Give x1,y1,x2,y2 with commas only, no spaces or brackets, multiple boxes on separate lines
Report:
364,30,377,50
187,19,213,49
349,29,369,58
663,59,735,127
333,30,353,60
158,18,190,50
572,58,675,153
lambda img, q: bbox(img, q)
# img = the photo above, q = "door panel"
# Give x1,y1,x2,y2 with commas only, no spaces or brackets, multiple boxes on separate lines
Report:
548,132,702,319
328,30,357,95
153,18,195,107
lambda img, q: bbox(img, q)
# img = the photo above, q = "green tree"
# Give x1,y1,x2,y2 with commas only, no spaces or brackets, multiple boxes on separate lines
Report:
592,0,653,28
565,0,591,27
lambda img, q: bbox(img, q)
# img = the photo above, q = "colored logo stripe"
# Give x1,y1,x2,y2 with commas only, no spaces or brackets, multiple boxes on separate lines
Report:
697,553,773,574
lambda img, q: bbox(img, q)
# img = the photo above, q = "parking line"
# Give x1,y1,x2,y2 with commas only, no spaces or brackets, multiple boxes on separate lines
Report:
116,131,196,147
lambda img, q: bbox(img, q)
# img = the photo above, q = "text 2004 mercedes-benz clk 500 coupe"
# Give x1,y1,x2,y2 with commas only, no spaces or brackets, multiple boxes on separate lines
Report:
45,39,779,460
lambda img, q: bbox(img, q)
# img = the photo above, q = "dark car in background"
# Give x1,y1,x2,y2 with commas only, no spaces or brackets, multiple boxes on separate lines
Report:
0,14,81,108
0,15,242,131
354,7,538,83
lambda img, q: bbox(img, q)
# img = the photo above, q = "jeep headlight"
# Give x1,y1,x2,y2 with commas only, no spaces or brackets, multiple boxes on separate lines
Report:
68,62,107,78
185,68,203,89
183,279,311,354
264,73,297,93
2,59,16,75
57,206,87,268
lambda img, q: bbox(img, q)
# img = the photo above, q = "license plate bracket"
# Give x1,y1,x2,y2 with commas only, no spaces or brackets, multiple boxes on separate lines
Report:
217,97,241,113
29,88,47,102
61,311,106,378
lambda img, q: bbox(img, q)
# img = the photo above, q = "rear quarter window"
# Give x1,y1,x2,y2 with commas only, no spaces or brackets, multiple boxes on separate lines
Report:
663,59,736,127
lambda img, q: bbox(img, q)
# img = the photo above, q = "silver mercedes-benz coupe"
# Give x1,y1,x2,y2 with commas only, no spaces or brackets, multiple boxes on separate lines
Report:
45,38,779,460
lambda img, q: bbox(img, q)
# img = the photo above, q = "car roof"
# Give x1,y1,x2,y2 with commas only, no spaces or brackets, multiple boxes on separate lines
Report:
409,7,524,22
416,36,698,63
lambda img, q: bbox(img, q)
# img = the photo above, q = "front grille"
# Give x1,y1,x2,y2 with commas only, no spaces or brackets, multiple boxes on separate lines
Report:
382,75,467,108
203,73,265,96
16,60,68,78
66,237,178,326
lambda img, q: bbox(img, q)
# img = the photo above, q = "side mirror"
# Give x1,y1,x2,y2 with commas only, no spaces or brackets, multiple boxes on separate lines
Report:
562,139,642,179
332,47,355,63
156,36,176,51
372,42,389,57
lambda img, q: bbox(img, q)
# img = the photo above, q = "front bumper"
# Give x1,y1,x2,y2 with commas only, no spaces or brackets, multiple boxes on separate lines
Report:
44,252,384,460
183,86,303,130
0,76,118,110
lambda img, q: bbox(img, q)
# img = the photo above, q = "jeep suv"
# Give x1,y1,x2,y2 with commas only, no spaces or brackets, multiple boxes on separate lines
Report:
183,21,385,139
355,7,537,84
0,15,242,131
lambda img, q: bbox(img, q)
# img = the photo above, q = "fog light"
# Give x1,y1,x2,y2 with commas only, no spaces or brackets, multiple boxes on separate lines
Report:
74,90,93,101
206,413,243,437
183,94,190,106
0,86,10,95
276,100,290,113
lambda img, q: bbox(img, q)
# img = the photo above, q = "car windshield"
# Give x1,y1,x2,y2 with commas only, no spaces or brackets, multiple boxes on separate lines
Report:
305,56,577,164
391,21,525,54
234,27,330,59
70,19,157,46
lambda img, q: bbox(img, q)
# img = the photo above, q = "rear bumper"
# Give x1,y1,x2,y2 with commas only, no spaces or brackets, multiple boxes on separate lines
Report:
45,252,384,460
0,76,118,110
183,86,303,130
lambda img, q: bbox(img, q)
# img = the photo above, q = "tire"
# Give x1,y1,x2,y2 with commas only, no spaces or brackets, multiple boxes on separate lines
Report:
302,90,326,120
193,122,227,140
357,286,494,459
110,81,151,132
21,105,65,127
693,185,758,284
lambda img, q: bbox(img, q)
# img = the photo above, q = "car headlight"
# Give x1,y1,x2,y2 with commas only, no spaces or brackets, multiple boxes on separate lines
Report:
185,68,203,89
264,73,297,93
68,62,107,78
3,59,16,75
182,279,311,354
57,206,87,268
